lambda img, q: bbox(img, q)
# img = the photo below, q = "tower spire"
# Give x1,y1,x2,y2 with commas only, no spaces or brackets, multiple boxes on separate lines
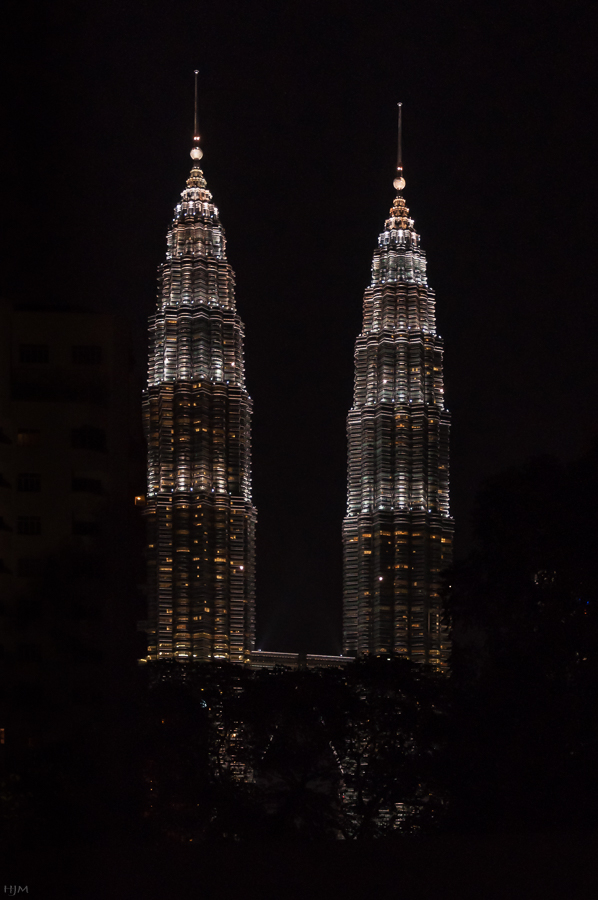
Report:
393,102,406,193
191,70,203,161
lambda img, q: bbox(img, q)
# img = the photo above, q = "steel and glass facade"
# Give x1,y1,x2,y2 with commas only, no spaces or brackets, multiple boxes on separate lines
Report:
343,188,453,667
143,156,256,663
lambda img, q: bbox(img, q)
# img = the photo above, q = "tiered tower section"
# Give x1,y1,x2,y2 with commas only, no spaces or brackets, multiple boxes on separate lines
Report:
143,143,256,663
343,180,453,668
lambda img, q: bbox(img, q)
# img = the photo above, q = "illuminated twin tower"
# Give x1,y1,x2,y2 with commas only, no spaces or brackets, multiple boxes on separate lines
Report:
342,107,453,667
143,79,256,663
143,91,452,667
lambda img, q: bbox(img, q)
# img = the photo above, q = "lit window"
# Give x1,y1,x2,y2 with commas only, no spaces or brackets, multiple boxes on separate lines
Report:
17,429,40,447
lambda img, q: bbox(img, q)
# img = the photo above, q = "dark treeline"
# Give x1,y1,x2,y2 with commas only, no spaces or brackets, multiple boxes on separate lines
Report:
2,446,598,850
445,444,598,832
139,657,447,842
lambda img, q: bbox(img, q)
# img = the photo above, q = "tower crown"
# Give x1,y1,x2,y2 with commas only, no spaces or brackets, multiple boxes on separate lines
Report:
162,159,229,290
185,164,208,191
374,193,426,290
171,163,219,230
384,196,416,231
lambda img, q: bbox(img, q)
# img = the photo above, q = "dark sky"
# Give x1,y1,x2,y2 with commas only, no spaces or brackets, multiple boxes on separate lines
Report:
4,0,598,653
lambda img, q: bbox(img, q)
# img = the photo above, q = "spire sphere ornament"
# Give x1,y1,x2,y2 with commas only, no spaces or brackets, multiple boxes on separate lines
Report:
191,146,203,160
393,175,406,191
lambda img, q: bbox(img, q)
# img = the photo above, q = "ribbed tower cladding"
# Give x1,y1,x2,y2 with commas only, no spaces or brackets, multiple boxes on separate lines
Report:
342,107,453,668
143,80,256,663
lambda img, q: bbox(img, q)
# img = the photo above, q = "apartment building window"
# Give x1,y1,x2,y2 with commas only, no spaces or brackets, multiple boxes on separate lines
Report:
17,516,41,535
72,345,103,365
71,427,106,452
17,473,41,492
19,344,49,364
17,429,41,447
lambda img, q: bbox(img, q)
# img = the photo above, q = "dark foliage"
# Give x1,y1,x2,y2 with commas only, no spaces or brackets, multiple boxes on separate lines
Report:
138,657,447,843
445,445,598,832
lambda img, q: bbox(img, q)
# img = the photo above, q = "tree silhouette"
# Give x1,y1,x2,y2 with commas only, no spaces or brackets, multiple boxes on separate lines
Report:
446,446,598,832
137,658,448,842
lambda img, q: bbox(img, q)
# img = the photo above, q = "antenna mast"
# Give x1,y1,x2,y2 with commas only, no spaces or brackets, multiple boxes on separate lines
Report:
393,102,406,192
194,70,199,138
191,70,203,161
397,102,402,171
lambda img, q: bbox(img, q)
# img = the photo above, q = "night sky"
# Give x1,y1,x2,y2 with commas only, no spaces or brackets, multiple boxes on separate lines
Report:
4,0,597,654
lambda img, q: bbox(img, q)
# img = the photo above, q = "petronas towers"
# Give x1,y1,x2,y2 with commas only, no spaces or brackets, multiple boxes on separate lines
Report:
342,170,453,668
143,122,256,663
143,93,452,668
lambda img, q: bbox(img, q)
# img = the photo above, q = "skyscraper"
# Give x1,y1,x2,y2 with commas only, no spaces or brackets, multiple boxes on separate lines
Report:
342,109,453,667
0,300,145,745
143,87,256,663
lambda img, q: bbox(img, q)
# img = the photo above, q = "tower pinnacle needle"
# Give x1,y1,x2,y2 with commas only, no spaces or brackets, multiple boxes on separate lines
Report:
191,70,203,161
194,69,199,138
393,102,406,192
397,102,402,171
